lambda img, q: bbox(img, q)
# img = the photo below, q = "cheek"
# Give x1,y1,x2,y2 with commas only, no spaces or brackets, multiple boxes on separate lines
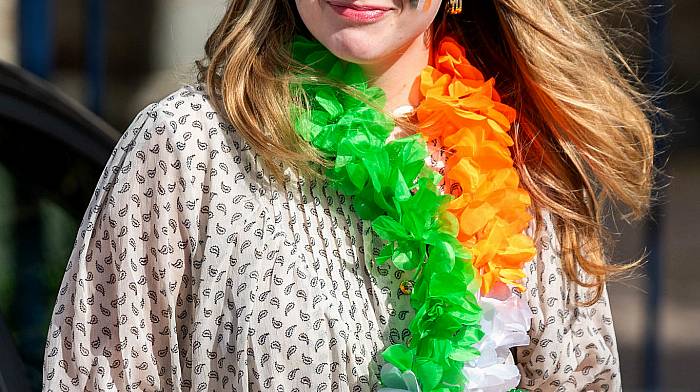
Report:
295,0,348,45
409,0,438,13
294,1,311,21
295,0,325,33
401,0,441,36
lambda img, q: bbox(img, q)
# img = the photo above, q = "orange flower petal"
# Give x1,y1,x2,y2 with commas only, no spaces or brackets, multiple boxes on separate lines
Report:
417,36,536,296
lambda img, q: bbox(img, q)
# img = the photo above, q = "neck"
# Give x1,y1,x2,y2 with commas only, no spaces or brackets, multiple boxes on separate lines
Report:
360,33,430,113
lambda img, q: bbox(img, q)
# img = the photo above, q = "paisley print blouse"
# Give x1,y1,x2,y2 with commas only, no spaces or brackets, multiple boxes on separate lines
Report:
41,84,622,392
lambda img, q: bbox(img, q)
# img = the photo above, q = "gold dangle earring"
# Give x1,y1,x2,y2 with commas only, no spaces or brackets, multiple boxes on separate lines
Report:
447,0,463,14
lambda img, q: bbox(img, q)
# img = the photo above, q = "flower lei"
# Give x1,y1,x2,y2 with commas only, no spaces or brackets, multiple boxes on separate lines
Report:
416,39,536,296
289,34,535,392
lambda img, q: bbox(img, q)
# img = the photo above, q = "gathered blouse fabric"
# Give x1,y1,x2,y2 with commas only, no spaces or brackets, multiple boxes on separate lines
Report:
42,84,621,392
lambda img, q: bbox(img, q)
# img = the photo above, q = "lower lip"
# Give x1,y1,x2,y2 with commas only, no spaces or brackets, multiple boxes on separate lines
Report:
329,4,391,23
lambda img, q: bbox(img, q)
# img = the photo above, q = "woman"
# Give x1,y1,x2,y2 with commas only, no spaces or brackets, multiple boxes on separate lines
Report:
42,0,658,391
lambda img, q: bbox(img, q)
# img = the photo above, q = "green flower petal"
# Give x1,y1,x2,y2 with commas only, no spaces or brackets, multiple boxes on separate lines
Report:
382,344,416,373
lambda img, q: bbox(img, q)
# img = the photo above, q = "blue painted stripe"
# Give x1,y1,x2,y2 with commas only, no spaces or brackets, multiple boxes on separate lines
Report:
19,0,53,78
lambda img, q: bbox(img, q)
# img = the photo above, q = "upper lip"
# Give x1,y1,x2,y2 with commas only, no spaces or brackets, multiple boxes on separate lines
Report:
326,1,395,11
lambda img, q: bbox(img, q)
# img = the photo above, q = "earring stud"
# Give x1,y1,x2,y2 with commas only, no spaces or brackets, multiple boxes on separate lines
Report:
447,0,462,14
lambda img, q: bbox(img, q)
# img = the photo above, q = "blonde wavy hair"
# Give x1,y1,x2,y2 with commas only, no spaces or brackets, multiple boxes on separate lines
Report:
197,0,665,305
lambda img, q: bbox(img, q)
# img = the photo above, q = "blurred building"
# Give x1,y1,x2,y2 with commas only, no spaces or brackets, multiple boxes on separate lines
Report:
50,0,224,128
0,0,17,63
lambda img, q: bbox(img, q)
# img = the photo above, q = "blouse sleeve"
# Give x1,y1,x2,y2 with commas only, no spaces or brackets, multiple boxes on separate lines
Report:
42,101,206,392
516,211,622,391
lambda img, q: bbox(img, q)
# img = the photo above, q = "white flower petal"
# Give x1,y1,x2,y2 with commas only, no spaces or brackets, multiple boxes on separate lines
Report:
462,291,532,391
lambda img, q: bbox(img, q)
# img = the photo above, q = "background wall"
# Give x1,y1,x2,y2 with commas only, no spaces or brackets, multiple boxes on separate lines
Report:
0,0,17,63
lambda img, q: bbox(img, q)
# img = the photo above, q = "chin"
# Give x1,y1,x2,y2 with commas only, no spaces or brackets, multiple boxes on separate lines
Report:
324,30,397,65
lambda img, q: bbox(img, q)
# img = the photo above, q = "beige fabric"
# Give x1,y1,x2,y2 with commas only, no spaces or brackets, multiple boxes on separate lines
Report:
517,215,622,391
42,84,621,392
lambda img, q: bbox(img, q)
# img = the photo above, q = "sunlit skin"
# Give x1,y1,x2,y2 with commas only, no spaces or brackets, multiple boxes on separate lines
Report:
294,0,442,112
